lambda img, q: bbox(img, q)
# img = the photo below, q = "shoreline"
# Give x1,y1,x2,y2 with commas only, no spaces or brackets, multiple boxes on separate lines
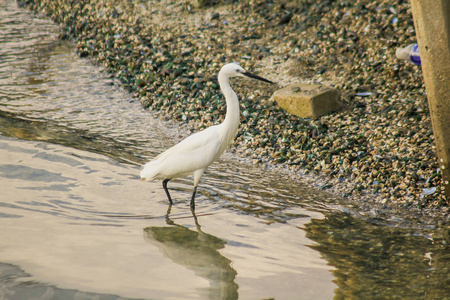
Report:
21,0,448,217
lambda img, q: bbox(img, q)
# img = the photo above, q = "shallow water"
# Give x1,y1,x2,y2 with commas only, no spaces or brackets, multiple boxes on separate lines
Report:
1,1,450,299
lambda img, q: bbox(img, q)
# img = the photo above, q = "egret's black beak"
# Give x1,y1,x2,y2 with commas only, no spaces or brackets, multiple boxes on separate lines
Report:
243,71,274,84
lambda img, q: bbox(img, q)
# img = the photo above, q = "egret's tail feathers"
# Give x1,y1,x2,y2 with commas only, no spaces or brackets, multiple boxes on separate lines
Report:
140,160,160,181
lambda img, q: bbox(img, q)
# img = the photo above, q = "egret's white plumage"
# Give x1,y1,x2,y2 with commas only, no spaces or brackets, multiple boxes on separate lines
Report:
140,63,273,209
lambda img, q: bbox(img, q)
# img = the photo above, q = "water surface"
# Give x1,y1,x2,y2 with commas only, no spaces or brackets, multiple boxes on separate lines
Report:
1,1,450,299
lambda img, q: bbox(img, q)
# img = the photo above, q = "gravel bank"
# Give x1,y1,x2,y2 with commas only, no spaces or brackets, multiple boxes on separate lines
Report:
22,0,448,214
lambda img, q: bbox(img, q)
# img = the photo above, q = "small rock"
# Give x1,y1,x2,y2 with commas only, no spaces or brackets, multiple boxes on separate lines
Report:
278,13,292,25
356,92,372,97
422,187,437,196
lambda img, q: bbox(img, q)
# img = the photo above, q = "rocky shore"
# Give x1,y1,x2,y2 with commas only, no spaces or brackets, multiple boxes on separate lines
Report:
22,0,448,214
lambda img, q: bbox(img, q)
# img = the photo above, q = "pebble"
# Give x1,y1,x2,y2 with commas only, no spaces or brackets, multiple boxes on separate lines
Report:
24,0,447,213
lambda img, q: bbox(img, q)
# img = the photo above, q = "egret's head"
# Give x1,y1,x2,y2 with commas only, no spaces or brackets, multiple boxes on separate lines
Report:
220,63,274,84
220,63,247,78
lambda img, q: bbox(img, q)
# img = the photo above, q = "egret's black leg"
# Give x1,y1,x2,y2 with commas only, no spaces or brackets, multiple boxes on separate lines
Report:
162,179,173,205
190,186,198,211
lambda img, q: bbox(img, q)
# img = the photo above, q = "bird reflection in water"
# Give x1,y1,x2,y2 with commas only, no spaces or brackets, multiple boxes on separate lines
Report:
144,207,238,299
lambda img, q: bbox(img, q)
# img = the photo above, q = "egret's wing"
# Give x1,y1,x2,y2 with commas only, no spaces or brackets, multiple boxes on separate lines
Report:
156,126,218,160
141,126,222,180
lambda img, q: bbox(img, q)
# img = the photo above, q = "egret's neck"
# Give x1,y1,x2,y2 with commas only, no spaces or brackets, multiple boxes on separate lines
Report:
218,74,240,144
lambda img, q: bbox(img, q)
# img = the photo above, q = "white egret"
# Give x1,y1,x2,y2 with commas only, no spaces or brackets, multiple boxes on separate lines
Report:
140,63,273,210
